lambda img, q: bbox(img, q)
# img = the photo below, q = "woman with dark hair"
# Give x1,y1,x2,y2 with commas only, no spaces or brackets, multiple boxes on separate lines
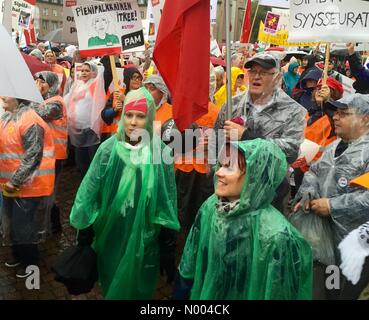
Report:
173,139,312,300
100,67,143,140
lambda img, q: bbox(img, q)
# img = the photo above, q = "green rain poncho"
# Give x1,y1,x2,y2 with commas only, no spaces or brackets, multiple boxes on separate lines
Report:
69,87,180,299
179,139,313,300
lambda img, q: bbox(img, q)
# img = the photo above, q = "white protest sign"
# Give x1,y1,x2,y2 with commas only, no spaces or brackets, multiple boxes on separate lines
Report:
210,0,217,24
147,0,164,42
259,0,290,9
341,74,356,97
289,0,369,43
11,0,35,32
210,39,221,57
63,0,109,45
272,8,290,31
72,1,145,57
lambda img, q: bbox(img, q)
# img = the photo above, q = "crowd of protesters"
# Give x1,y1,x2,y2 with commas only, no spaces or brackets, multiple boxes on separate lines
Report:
0,38,369,300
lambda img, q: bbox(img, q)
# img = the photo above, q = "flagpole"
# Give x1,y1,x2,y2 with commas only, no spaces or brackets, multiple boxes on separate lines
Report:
248,1,260,43
225,0,232,120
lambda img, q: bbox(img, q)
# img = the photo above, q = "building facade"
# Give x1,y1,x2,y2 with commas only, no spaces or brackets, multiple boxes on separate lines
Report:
214,0,247,45
35,0,63,37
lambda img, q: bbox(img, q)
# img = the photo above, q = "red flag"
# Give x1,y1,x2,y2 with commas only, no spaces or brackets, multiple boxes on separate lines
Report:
240,0,252,43
24,18,36,46
21,52,52,76
153,0,210,132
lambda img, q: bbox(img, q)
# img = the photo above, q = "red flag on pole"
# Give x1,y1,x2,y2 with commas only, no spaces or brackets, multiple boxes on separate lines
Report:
240,0,251,43
24,18,36,46
153,0,210,132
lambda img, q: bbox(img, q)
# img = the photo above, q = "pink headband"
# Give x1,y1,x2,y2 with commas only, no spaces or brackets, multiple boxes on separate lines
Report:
124,98,148,114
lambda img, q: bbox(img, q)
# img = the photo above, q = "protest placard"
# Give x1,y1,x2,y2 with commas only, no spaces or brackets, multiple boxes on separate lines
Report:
147,0,165,42
63,0,120,45
258,21,319,47
341,74,355,97
210,0,217,24
272,8,290,31
11,0,35,32
264,11,281,35
72,1,145,57
259,0,290,9
289,0,369,42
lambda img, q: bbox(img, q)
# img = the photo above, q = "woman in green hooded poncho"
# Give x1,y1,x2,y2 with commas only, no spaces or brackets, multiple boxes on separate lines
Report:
174,139,313,300
69,87,180,299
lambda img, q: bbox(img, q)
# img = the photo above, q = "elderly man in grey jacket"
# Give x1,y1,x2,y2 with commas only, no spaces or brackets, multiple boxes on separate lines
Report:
294,94,369,248
293,93,369,299
213,52,307,213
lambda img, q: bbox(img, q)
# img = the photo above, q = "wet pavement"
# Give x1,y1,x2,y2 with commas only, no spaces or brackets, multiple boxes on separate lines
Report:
0,163,174,300
0,163,368,300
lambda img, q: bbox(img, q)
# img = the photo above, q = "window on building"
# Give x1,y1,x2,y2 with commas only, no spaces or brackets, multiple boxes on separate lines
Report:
51,21,58,30
140,11,145,19
43,8,48,16
52,9,57,17
42,20,49,31
137,0,147,5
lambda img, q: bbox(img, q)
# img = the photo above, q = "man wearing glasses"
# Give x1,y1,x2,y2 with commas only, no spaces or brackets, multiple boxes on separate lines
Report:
214,52,307,213
292,93,369,299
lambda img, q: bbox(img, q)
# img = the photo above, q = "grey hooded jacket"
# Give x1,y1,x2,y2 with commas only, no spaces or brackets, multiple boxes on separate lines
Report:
296,133,369,247
214,89,307,164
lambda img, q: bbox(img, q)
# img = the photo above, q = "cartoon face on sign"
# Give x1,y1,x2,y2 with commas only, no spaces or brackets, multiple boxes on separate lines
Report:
88,13,120,48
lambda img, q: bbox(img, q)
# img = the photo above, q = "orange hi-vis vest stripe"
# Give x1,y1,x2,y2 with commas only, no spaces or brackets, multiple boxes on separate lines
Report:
101,88,125,134
0,108,55,197
44,96,68,160
175,102,220,174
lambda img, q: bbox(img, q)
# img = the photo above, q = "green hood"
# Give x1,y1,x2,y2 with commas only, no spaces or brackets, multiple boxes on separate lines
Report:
179,139,312,300
215,139,288,216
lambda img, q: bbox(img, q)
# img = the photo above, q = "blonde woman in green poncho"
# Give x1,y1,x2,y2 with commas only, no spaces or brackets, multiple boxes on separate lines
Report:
69,87,180,299
173,139,313,300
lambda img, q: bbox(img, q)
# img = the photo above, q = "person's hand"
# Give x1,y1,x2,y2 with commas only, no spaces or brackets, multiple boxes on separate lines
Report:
310,198,331,216
315,84,331,104
346,42,355,56
293,199,311,213
113,91,124,112
291,157,308,169
224,120,246,141
4,182,18,193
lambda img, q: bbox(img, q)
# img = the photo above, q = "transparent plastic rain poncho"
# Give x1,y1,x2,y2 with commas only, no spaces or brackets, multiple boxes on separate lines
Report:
69,87,180,299
179,139,313,300
64,62,106,147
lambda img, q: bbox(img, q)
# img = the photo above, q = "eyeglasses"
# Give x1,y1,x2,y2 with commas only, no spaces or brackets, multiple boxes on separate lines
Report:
131,75,143,81
248,70,277,78
334,110,356,117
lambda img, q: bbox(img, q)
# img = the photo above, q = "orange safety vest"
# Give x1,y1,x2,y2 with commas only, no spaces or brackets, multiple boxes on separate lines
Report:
155,102,173,125
101,88,125,134
0,108,55,197
44,96,68,160
175,102,220,174
300,114,336,173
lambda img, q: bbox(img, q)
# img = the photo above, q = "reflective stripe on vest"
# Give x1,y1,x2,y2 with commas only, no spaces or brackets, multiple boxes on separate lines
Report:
0,150,54,159
0,168,55,179
0,107,55,197
54,138,67,145
45,96,68,160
